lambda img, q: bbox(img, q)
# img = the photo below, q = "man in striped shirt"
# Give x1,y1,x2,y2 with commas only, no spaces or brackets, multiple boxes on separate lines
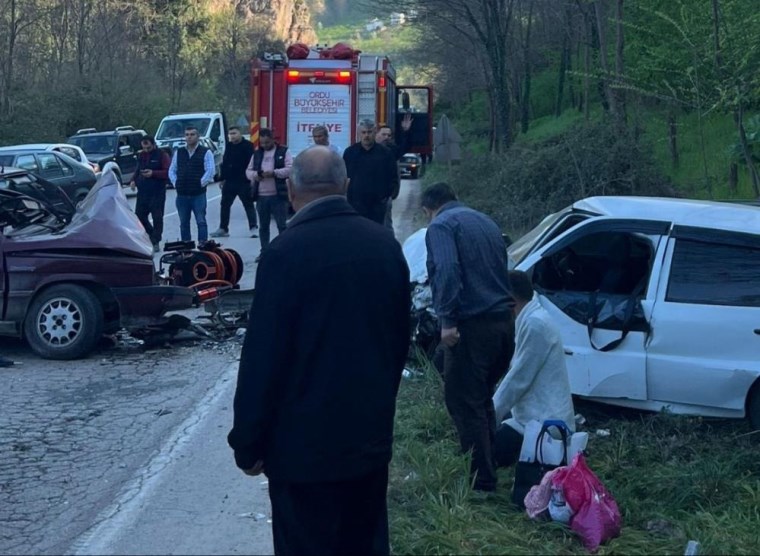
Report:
423,182,515,492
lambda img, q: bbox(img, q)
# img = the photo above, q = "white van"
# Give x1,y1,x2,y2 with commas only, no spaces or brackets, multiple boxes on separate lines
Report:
510,196,760,427
155,112,227,178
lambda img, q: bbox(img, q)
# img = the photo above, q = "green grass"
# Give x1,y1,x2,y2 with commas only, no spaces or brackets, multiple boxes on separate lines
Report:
640,109,756,200
517,108,594,144
388,362,760,555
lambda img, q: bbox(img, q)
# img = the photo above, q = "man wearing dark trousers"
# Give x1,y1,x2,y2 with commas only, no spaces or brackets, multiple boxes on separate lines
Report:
245,128,292,261
129,136,170,252
211,126,258,238
376,113,413,230
229,146,410,555
168,126,215,242
423,182,515,492
342,119,398,225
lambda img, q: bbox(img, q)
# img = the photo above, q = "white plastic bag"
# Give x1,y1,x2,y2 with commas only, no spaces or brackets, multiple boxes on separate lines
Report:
402,228,429,284
520,420,588,466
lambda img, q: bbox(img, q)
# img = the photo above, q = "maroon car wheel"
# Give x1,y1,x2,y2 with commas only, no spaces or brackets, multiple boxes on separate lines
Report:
23,284,104,360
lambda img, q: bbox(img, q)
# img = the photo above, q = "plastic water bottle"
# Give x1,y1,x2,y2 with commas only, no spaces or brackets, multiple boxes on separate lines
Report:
548,487,573,524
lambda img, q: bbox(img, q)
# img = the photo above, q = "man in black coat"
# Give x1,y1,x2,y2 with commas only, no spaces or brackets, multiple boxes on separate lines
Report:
342,119,399,225
228,146,411,555
211,126,258,238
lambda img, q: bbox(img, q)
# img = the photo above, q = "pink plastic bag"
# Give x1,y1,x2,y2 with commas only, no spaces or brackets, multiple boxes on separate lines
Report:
552,453,621,552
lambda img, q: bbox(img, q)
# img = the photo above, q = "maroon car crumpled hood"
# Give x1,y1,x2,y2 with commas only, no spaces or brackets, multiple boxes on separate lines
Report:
7,169,153,258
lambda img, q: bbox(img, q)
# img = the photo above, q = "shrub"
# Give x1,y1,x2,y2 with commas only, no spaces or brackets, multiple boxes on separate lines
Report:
441,121,676,235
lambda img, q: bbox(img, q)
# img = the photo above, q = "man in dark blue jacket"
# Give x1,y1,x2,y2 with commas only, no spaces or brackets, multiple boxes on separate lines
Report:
423,182,515,492
211,126,258,238
228,146,410,555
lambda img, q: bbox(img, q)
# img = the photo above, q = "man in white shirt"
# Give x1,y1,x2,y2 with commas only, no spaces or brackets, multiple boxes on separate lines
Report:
492,270,575,467
311,125,342,155
168,126,216,242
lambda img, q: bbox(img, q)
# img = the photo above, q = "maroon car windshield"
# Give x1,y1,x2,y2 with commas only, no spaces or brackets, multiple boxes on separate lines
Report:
6,169,153,258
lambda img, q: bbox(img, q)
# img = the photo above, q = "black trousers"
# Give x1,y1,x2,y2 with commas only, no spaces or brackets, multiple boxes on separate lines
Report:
443,312,515,491
256,195,288,250
268,465,390,556
135,188,166,245
495,422,523,468
220,180,257,230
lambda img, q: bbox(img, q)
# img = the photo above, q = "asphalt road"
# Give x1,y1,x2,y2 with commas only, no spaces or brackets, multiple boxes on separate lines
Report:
0,177,424,555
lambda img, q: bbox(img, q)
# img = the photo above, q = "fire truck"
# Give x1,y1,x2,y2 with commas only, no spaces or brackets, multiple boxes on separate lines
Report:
249,46,433,158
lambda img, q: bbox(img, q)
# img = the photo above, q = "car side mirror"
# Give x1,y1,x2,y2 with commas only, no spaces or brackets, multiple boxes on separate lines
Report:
119,146,133,156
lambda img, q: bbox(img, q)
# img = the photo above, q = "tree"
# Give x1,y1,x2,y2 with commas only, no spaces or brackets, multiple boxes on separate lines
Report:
370,0,518,152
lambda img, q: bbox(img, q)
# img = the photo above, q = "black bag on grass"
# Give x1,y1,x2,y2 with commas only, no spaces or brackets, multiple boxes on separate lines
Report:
511,421,569,509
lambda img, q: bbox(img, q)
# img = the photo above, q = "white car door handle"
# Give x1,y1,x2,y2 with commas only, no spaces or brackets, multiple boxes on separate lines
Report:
564,349,574,355
754,329,760,336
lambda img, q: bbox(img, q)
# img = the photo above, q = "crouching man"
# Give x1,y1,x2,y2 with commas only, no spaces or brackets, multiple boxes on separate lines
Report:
492,270,576,467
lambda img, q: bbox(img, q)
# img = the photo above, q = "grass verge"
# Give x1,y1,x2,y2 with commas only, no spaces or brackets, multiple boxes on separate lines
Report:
388,362,760,554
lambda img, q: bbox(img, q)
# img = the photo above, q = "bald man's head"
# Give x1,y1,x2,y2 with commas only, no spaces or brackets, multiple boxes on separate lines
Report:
287,146,349,210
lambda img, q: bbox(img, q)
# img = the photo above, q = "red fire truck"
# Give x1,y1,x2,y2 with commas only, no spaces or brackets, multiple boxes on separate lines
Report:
249,46,433,158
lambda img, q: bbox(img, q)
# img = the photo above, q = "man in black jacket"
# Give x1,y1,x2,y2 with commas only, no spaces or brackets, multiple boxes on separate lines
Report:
342,119,399,225
129,136,171,252
228,146,410,555
211,126,258,238
376,113,413,230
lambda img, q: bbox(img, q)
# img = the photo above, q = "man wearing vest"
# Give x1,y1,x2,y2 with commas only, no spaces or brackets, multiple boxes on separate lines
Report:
245,128,292,262
130,136,171,252
168,126,216,243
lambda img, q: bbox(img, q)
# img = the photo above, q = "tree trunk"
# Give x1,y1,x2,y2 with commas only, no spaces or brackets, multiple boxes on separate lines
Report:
735,105,760,197
594,0,615,116
556,5,572,117
614,0,626,123
729,162,738,194
668,111,679,168
583,11,591,120
555,34,568,117
520,0,534,133
2,0,17,117
711,0,723,70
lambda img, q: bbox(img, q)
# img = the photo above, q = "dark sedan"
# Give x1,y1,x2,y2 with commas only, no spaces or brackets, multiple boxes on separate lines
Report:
399,153,425,179
0,148,96,203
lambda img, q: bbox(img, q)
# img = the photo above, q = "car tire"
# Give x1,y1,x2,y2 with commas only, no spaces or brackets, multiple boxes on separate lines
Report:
411,169,418,179
747,381,760,429
24,284,104,360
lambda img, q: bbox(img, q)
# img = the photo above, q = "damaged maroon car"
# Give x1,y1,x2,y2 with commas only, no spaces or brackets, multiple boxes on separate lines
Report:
0,166,194,359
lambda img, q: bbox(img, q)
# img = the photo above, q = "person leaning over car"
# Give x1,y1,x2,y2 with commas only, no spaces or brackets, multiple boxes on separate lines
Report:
492,270,576,468
168,126,215,242
130,136,170,252
423,182,515,492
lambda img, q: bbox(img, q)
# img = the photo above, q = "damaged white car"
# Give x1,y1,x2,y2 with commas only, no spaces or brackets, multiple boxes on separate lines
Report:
509,196,760,427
